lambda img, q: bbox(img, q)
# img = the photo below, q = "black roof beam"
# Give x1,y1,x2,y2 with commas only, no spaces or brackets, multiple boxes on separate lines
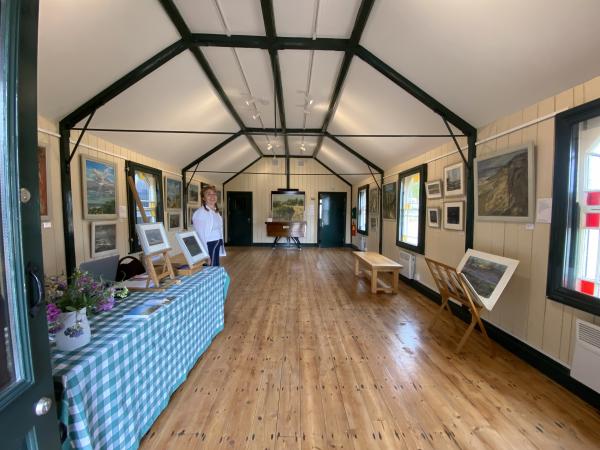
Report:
183,131,243,173
189,34,349,52
313,157,352,187
223,156,262,186
325,133,383,174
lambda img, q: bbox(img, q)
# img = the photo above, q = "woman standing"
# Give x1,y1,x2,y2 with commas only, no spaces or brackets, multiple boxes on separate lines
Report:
192,185,225,266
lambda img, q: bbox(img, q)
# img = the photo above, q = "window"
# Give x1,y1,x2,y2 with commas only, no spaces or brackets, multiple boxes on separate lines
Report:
397,165,427,254
126,161,164,253
357,185,369,235
548,98,600,315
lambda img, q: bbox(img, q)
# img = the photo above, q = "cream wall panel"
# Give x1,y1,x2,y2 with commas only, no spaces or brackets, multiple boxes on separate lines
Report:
225,158,351,244
38,116,218,276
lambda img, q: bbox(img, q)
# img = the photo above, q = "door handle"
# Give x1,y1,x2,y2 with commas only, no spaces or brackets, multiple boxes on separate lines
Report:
27,263,44,318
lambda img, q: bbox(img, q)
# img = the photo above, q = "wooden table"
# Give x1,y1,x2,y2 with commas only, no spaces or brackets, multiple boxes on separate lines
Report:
266,221,307,249
353,251,403,294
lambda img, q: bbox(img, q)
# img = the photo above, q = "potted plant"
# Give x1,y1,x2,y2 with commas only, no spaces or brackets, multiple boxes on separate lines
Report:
46,270,115,351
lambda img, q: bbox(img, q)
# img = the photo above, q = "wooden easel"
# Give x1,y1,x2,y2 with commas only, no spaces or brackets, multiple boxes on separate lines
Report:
170,253,207,276
425,257,494,355
126,175,180,291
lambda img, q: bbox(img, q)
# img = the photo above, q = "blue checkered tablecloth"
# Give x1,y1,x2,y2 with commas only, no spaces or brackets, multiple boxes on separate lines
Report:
51,267,225,450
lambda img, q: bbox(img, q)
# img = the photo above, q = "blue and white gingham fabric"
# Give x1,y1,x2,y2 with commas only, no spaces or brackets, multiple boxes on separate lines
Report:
51,267,225,450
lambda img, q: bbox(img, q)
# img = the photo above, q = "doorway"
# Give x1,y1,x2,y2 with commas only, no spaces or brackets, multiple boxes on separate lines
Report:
318,192,347,247
227,191,253,245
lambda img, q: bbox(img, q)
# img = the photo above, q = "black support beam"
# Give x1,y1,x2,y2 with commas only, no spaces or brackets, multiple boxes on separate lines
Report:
223,156,262,186
189,34,349,52
313,157,352,187
183,132,243,173
325,134,383,174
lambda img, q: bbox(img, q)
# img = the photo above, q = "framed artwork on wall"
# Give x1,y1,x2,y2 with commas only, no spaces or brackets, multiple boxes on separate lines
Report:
91,221,118,259
443,162,465,197
81,155,118,220
427,208,440,227
444,201,464,230
164,176,182,210
188,206,199,225
38,146,51,220
382,182,397,220
167,212,181,231
135,222,170,255
369,187,379,214
425,180,442,199
370,216,378,231
188,183,199,204
271,191,305,221
474,142,535,222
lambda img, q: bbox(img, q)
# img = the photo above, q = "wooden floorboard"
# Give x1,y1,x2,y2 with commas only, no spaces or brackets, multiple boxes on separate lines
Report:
140,247,600,450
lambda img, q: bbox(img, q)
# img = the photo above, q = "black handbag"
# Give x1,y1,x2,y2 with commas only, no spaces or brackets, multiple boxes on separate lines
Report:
115,256,146,281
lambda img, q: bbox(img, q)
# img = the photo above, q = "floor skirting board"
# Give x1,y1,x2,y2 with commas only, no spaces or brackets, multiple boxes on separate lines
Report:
398,274,600,411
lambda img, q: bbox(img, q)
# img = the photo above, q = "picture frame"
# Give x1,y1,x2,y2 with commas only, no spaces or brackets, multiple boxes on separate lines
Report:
427,208,440,228
444,201,464,230
167,212,181,231
369,187,379,214
175,231,209,267
271,191,305,221
443,162,464,197
425,180,442,199
457,249,519,311
135,222,170,255
474,142,535,222
188,206,199,225
91,221,118,259
382,182,397,220
81,155,118,220
38,146,51,221
164,175,182,210
370,216,378,231
188,183,199,204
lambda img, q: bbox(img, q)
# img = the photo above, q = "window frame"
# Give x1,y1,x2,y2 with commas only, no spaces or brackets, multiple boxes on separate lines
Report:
396,164,427,254
126,161,164,253
548,98,600,316
357,184,369,236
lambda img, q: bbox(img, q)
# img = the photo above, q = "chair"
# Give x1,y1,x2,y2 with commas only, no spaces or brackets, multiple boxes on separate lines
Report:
79,255,119,282
425,257,493,354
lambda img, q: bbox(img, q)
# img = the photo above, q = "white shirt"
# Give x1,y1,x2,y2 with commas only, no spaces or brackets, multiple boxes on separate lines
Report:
192,206,226,256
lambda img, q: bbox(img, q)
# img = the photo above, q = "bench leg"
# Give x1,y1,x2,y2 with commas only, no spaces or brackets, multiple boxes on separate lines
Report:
354,257,360,276
391,270,399,293
371,270,378,294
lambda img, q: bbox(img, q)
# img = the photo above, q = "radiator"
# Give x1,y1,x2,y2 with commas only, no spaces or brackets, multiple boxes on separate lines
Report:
571,319,600,394
397,250,416,280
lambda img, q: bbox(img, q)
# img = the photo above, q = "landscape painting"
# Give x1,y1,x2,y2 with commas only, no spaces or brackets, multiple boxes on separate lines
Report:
444,201,463,230
427,208,440,227
272,193,304,221
475,143,535,222
168,212,181,230
145,228,164,246
82,155,117,219
444,162,464,196
165,177,182,210
369,188,379,214
382,182,397,220
425,180,442,199
91,222,118,258
188,183,199,203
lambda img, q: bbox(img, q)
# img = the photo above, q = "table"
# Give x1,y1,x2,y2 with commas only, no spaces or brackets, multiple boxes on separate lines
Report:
265,221,307,249
51,267,226,450
353,251,402,294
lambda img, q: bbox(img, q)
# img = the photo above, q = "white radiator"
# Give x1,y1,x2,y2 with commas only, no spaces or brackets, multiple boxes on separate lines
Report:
571,319,600,394
397,250,416,280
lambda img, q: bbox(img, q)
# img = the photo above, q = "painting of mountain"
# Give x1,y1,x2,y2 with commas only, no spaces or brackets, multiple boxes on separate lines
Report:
461,256,508,299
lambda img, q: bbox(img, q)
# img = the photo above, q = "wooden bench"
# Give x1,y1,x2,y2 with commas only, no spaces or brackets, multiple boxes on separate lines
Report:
353,251,403,294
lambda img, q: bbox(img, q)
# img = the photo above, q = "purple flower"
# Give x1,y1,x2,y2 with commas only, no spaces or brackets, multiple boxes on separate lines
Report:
46,303,61,323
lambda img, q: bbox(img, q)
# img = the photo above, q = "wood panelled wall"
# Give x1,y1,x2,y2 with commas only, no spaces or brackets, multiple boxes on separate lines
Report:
352,75,600,368
37,116,218,276
224,158,351,244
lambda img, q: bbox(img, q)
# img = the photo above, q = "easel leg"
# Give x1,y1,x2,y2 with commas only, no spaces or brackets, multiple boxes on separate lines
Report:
456,317,478,353
429,295,448,330
473,308,494,356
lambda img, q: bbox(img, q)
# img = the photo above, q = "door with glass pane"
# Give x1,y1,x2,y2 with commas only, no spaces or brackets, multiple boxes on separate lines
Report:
0,0,61,447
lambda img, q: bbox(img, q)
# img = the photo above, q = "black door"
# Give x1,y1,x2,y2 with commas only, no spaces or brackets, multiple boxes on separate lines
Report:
318,192,346,247
227,191,253,245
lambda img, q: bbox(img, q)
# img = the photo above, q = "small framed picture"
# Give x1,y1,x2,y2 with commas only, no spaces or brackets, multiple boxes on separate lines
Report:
91,221,118,258
188,206,199,225
164,175,182,210
135,222,170,255
188,183,199,204
425,180,442,199
370,216,378,231
444,201,464,230
427,208,440,228
167,212,181,231
175,231,209,267
444,162,465,197
81,155,118,220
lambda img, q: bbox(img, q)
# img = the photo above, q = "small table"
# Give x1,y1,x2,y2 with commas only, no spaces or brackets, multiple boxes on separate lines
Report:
353,251,403,294
265,221,307,249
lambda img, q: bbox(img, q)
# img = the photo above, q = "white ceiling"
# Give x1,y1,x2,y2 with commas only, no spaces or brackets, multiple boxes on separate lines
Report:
317,138,370,185
37,0,600,176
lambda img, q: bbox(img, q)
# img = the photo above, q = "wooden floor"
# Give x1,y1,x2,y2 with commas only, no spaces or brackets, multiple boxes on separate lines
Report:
140,247,600,450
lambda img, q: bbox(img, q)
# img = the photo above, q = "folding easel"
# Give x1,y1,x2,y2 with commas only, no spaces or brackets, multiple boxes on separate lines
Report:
425,257,494,354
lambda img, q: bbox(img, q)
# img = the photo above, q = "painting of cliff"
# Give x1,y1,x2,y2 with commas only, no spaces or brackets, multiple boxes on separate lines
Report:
475,144,534,221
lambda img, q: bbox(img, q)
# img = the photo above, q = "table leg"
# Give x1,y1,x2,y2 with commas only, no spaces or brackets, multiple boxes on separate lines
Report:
392,270,399,293
354,257,360,276
371,269,378,294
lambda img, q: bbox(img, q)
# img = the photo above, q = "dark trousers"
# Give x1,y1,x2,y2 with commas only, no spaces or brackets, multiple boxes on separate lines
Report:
207,239,223,266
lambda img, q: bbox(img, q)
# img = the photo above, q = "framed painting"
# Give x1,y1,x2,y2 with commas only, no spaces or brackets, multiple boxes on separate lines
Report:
81,155,117,220
175,231,209,267
188,183,199,204
425,180,442,199
167,212,181,231
38,146,51,220
271,191,305,221
135,222,170,255
91,221,118,259
443,162,464,197
164,176,182,210
444,201,464,230
369,187,379,214
188,206,199,225
370,216,378,231
474,142,535,222
382,182,397,220
427,208,440,228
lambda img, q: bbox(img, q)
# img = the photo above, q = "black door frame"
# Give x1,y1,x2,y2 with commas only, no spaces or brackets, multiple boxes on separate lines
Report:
226,191,253,245
317,191,347,247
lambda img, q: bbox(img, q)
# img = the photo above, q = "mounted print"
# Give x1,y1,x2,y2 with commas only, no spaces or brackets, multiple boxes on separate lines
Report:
382,182,397,220
135,222,170,255
91,221,118,259
188,206,199,225
167,212,181,231
81,155,117,220
369,187,379,214
164,176,182,210
474,142,535,222
427,208,440,228
425,180,442,199
444,162,465,197
370,216,378,231
444,201,464,230
188,183,199,204
38,146,51,220
175,231,209,267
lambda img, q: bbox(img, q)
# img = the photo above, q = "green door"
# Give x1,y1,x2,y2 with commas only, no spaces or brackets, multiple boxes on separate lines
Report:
318,192,347,247
0,0,61,448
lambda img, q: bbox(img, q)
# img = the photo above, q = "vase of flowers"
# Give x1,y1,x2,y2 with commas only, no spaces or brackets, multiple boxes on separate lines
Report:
46,270,116,351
